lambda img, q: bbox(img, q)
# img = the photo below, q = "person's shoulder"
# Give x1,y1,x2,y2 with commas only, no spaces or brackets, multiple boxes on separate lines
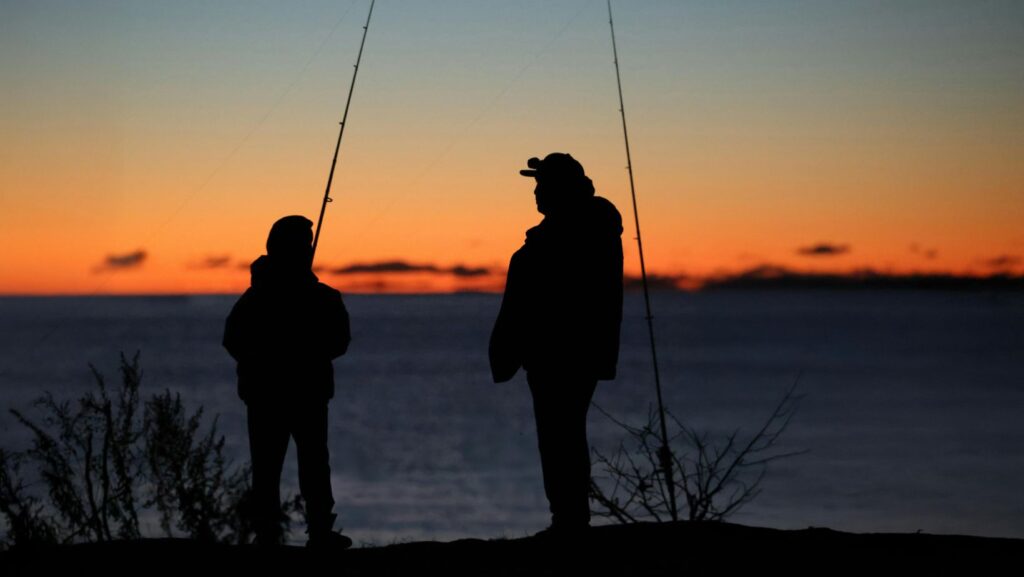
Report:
525,221,544,239
519,221,552,258
591,195,621,217
589,196,623,235
248,255,272,288
228,287,256,313
313,281,344,301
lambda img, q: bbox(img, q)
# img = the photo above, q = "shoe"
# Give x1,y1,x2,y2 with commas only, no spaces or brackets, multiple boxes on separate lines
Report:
307,530,353,550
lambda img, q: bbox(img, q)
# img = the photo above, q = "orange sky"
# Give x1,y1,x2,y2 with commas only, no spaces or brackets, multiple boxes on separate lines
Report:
2,1,1022,294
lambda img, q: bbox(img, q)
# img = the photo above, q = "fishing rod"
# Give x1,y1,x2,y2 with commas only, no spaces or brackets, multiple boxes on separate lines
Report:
312,0,376,260
607,0,678,521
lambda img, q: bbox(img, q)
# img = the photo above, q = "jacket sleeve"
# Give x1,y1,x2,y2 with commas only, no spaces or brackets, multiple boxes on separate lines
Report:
223,290,255,362
595,235,624,380
323,289,351,360
489,250,526,383
307,284,351,361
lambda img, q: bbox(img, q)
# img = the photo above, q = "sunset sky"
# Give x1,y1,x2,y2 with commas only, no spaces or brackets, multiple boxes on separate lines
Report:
2,0,1022,294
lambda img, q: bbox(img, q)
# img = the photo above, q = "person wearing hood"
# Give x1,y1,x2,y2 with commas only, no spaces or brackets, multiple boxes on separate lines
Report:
223,215,352,548
490,153,624,535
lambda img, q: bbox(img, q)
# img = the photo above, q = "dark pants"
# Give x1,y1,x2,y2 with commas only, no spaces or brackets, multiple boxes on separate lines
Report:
527,372,598,528
247,400,335,539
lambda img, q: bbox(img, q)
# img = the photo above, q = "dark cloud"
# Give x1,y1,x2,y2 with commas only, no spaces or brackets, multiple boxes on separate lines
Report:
449,265,491,278
203,256,232,268
330,260,494,277
981,255,1021,269
336,279,392,292
721,264,792,281
797,243,849,257
188,255,232,270
910,243,938,260
702,264,1024,291
94,250,146,272
624,273,688,291
332,261,438,275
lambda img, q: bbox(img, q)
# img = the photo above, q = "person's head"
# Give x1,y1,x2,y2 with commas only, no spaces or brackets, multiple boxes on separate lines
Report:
266,215,313,267
519,153,595,215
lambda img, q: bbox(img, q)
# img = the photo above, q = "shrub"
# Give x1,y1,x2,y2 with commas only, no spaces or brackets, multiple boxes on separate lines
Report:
0,353,254,547
589,383,804,523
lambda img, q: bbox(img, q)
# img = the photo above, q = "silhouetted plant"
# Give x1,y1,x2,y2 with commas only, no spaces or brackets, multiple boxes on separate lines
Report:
589,384,804,523
0,448,57,545
4,356,144,543
0,353,258,547
143,389,250,542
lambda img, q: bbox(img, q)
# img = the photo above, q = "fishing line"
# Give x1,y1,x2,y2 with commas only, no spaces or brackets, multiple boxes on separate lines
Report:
313,0,375,259
331,0,595,260
152,0,360,246
0,1,361,371
606,0,679,520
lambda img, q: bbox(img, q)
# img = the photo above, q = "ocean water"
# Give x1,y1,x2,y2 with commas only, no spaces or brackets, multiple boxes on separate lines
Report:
1,291,1022,544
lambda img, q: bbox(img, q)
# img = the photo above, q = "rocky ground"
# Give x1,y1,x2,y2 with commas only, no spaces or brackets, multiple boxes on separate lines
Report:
3,521,1021,576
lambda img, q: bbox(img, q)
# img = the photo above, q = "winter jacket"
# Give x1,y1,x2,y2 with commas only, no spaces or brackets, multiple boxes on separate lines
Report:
490,196,624,382
224,255,350,403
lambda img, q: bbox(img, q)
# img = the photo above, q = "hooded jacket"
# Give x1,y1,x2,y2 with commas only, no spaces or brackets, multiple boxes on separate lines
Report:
223,254,350,403
490,195,624,382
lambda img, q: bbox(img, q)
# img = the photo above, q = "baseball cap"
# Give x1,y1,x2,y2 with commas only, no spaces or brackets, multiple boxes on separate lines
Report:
519,152,586,181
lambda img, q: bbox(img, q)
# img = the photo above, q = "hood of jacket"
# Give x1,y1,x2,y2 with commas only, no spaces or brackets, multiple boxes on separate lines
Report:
525,195,623,246
249,254,318,290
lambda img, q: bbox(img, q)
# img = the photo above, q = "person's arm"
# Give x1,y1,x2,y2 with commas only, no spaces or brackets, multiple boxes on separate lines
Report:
325,290,351,359
223,290,254,362
489,250,526,383
595,235,624,380
310,285,350,361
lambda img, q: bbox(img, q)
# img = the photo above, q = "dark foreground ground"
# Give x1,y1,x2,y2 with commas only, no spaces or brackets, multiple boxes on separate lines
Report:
3,521,1022,576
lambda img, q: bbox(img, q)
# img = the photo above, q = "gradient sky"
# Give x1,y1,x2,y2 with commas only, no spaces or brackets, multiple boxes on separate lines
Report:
2,0,1022,294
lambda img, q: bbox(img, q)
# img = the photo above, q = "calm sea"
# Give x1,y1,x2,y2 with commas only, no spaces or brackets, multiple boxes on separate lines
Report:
1,291,1022,544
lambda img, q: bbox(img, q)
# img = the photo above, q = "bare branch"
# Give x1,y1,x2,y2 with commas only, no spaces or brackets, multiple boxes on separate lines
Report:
589,376,805,523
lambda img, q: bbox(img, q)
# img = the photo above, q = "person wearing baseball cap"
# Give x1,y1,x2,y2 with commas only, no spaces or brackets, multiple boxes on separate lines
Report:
490,152,624,536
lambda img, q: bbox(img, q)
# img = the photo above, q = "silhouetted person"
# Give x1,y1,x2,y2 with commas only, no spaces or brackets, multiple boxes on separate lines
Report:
223,215,352,548
490,153,623,535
